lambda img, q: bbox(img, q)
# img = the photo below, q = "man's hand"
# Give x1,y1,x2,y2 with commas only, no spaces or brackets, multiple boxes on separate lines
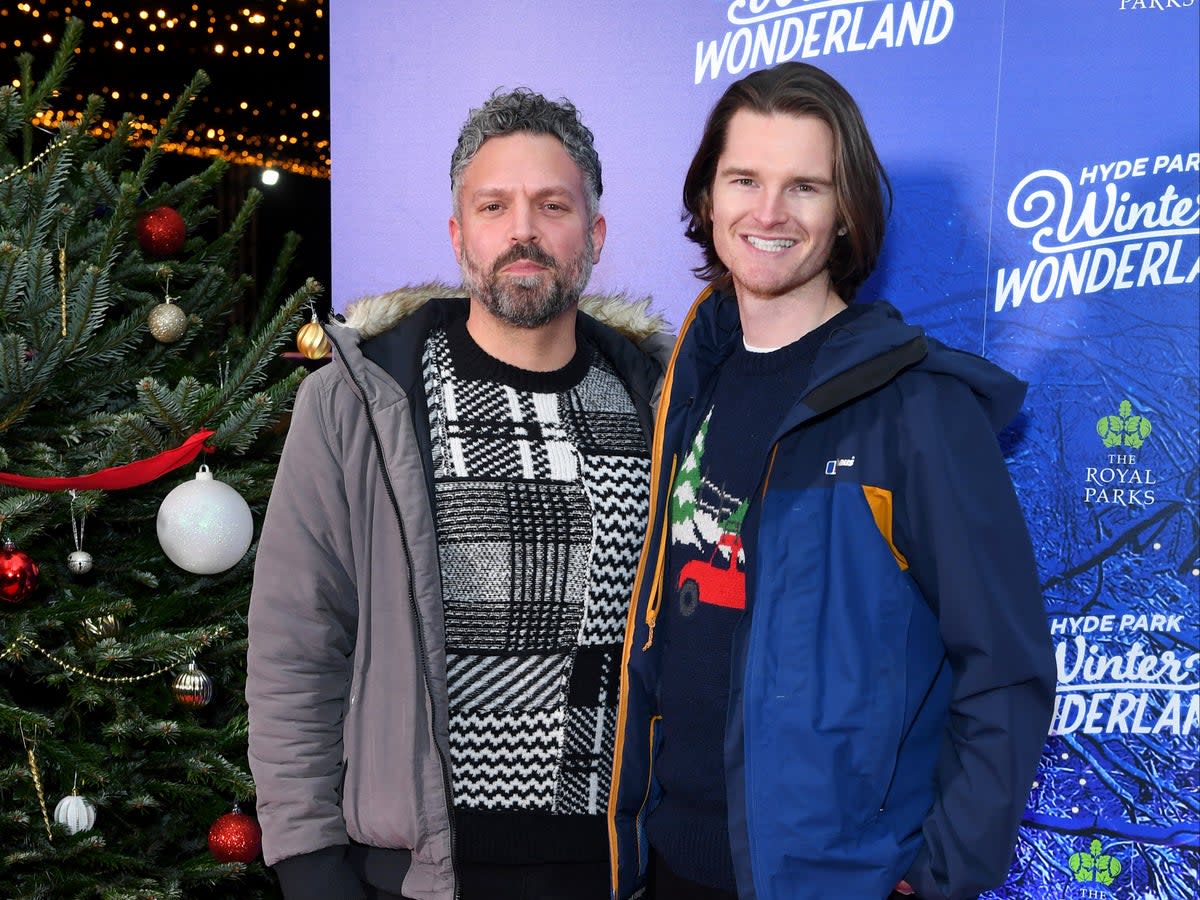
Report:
893,881,915,895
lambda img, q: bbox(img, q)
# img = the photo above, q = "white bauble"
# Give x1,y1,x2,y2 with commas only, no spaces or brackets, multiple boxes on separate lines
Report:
156,465,253,574
54,793,96,834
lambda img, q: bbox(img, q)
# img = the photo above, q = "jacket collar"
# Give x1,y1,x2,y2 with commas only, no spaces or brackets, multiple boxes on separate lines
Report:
677,286,1025,435
326,282,675,443
342,281,671,346
325,281,672,392
322,284,674,523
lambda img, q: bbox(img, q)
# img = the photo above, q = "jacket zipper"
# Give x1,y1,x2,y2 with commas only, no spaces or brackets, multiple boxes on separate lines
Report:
738,442,780,896
608,289,707,896
326,326,459,900
634,715,661,878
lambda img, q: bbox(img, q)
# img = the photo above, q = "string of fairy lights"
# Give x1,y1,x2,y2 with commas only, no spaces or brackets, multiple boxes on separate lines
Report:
0,1,329,178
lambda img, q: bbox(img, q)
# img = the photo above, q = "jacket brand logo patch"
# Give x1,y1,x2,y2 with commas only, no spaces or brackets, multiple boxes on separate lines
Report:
825,456,856,475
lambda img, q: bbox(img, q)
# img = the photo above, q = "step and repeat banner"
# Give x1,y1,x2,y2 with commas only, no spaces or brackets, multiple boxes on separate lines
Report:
331,2,1199,898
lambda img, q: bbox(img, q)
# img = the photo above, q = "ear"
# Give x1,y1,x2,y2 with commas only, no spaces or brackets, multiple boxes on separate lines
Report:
590,213,607,264
448,216,463,262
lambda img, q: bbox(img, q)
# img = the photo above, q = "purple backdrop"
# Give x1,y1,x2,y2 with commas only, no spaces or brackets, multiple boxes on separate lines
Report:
330,0,998,330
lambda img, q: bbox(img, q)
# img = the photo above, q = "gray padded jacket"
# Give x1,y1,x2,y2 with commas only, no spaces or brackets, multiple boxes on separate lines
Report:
246,285,672,900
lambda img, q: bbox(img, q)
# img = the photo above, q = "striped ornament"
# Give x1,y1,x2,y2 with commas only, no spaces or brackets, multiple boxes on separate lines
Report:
54,793,96,834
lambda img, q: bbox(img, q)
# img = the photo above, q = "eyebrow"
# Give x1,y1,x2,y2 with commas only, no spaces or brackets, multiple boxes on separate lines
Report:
717,165,833,186
469,185,575,202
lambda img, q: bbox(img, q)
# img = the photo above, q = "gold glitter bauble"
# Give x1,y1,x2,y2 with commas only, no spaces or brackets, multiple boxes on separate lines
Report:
296,320,330,359
148,301,188,343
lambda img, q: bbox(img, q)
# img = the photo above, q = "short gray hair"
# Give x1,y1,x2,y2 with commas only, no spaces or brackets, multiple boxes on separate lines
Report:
450,88,602,219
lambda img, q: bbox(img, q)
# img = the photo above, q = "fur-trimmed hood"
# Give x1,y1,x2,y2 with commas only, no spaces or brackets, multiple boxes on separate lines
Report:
341,281,672,346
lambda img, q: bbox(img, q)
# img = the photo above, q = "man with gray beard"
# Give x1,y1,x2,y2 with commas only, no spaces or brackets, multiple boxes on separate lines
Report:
247,89,672,900
458,222,594,329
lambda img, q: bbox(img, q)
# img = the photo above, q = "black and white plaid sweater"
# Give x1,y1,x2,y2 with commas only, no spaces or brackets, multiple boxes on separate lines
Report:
423,318,651,865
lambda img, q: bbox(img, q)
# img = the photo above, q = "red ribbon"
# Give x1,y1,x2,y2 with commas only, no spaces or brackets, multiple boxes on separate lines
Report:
0,430,214,492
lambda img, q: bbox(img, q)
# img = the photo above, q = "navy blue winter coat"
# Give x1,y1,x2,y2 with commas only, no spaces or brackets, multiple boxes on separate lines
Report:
608,289,1056,900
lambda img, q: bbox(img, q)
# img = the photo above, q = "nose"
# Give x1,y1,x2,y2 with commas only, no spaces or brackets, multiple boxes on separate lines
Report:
509,201,539,244
752,190,787,227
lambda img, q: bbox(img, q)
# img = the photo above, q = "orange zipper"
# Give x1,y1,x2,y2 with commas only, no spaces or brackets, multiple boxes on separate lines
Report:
607,286,710,895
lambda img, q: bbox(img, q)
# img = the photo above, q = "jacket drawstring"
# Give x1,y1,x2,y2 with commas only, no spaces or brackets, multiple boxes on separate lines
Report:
641,454,677,651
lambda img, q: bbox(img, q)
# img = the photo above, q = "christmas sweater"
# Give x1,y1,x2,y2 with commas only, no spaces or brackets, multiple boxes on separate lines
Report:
647,314,849,889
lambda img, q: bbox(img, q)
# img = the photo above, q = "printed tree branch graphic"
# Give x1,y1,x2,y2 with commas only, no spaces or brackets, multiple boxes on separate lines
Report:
1042,500,1183,590
1026,813,1199,848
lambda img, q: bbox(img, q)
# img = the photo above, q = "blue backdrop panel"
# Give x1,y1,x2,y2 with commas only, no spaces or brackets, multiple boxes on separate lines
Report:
984,3,1199,898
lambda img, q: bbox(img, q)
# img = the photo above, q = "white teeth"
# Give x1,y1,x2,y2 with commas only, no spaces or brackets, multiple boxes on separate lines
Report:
746,236,795,252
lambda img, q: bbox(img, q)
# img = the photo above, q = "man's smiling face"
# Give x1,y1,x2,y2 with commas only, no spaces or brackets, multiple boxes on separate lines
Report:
710,110,841,307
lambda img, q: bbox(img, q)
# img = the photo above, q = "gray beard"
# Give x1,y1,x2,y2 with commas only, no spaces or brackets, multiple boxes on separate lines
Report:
460,238,593,329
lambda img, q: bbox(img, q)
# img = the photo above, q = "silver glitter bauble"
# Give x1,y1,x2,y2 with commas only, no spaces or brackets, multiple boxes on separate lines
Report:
67,549,94,575
148,300,188,342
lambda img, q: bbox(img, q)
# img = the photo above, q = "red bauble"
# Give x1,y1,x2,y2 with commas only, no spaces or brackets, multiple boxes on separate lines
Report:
1,539,39,604
207,809,262,863
136,206,186,257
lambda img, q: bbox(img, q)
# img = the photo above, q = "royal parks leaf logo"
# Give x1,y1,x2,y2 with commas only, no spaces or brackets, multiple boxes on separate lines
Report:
1068,838,1123,888
1085,399,1156,507
1096,399,1152,449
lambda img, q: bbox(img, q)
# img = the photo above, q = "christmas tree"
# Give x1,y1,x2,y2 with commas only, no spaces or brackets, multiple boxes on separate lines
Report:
0,20,318,898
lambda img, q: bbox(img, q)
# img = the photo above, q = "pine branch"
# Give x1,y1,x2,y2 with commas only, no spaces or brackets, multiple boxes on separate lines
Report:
202,278,318,428
256,231,301,309
57,260,115,365
0,703,55,735
24,146,74,252
17,19,85,152
0,85,22,149
210,378,301,455
0,240,28,322
125,71,211,205
82,411,165,460
0,333,32,429
202,183,260,262
91,112,134,174
135,377,190,436
178,261,241,323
